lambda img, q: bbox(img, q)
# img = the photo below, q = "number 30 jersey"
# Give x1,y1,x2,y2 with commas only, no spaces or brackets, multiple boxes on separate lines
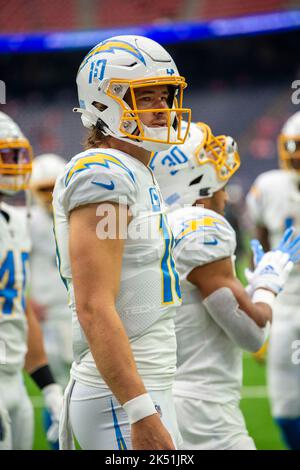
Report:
0,203,31,376
52,148,181,389
169,206,240,404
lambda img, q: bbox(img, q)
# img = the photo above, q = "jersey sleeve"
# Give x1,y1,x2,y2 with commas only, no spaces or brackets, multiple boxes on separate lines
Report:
12,205,32,253
58,153,137,213
246,176,266,226
173,213,236,280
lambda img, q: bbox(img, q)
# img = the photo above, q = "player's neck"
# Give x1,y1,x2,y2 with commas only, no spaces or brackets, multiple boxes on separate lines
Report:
194,197,211,210
99,136,151,166
194,197,224,216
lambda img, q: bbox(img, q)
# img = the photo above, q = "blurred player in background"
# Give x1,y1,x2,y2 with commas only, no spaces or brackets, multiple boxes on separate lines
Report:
151,121,300,450
246,111,300,450
29,153,72,389
54,35,191,450
0,111,63,449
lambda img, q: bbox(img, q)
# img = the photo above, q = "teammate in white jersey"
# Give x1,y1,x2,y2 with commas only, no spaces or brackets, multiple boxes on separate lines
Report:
0,112,63,449
151,121,300,450
53,35,191,450
246,111,300,449
29,153,71,388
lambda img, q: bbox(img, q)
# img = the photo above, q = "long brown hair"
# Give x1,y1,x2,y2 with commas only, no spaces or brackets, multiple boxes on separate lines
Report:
84,102,110,150
84,126,108,150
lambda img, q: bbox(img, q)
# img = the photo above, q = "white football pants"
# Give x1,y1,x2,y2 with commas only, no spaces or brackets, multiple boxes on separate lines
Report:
268,318,300,418
174,395,256,450
66,381,182,450
0,372,34,450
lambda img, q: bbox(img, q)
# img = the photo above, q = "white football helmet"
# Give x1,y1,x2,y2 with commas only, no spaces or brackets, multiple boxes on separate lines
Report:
30,153,66,212
278,111,300,172
0,111,33,194
30,153,66,189
74,35,191,152
150,121,240,209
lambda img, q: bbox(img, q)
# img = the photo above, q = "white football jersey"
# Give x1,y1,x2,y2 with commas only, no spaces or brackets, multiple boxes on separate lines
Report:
246,169,300,312
169,206,241,403
52,148,181,389
29,205,69,321
0,203,31,375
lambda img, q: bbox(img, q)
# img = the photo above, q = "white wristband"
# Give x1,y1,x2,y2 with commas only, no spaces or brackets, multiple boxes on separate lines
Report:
252,288,276,309
123,393,157,425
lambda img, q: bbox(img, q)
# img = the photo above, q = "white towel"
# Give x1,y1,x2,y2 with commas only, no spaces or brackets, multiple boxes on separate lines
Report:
59,379,76,450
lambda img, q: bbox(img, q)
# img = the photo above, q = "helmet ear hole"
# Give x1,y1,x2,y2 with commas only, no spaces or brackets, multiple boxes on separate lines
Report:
92,101,108,112
189,175,203,186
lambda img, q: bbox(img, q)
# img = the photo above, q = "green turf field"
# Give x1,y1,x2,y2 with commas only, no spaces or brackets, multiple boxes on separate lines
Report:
241,353,286,450
25,353,287,450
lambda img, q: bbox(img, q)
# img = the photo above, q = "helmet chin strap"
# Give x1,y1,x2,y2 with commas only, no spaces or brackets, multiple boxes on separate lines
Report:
125,124,178,152
110,124,178,153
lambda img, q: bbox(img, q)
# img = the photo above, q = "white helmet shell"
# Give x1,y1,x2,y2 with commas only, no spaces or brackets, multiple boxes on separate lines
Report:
150,121,240,209
0,111,32,194
75,35,190,152
282,111,300,136
0,111,25,141
30,153,66,188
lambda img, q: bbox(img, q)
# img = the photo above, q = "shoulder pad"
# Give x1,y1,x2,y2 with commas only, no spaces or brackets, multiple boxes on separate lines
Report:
57,149,137,212
170,207,236,278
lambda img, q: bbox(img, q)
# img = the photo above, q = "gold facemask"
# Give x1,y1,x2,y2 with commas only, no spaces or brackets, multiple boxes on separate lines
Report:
31,182,55,213
0,138,33,191
105,76,191,145
194,122,240,181
278,134,300,172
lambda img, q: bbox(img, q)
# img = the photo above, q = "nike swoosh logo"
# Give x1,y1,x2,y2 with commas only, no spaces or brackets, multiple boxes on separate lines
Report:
204,238,218,246
92,180,115,190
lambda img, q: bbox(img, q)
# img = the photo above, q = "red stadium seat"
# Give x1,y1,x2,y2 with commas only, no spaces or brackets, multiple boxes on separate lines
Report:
95,0,184,28
197,0,286,20
0,0,76,33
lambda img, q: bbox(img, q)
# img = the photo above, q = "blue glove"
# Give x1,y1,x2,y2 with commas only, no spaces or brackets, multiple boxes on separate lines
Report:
244,239,265,285
274,227,300,264
250,239,265,267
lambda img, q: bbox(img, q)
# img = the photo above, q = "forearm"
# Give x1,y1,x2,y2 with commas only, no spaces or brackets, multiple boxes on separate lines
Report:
203,287,269,352
24,305,48,373
241,299,272,328
201,275,271,327
79,303,147,405
223,277,272,327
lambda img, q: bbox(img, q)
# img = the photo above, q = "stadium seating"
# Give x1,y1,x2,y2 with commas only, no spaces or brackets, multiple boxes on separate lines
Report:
0,0,292,34
0,0,76,33
95,0,184,27
198,0,287,20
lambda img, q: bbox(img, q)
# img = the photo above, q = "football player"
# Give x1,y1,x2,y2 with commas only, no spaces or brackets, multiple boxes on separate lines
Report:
0,111,63,449
29,153,72,389
246,111,300,450
53,35,191,450
151,121,300,450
